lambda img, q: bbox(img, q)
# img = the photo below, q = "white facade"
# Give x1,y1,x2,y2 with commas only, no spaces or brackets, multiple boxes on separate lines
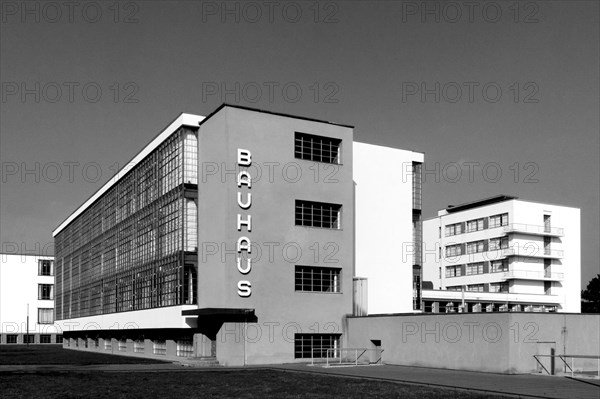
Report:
0,254,61,343
422,196,581,313
353,142,424,314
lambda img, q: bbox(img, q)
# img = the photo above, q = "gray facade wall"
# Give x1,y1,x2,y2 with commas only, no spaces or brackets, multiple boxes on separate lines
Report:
346,313,599,374
197,107,354,365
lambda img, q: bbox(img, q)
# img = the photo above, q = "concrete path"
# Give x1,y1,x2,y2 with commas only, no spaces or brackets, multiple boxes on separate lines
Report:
270,363,600,399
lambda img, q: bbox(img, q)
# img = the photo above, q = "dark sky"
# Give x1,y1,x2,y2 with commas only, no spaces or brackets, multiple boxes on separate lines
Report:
1,1,598,287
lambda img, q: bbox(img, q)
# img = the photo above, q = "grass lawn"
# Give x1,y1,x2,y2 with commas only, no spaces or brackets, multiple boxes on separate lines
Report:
0,345,165,365
0,346,509,398
0,369,505,399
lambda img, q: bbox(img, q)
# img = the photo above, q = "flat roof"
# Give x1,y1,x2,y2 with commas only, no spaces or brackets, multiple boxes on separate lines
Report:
52,104,355,237
203,103,355,128
445,195,518,213
52,113,205,237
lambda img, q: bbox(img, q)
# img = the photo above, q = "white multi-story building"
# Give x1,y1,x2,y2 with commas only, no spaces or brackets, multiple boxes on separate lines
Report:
422,195,581,313
0,254,61,344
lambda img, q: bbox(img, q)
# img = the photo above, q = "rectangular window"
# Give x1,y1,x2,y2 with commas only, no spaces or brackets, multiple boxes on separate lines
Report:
294,334,340,359
24,334,35,344
6,334,18,344
488,237,509,251
134,340,145,353
445,265,462,278
544,236,551,255
490,259,509,273
153,340,167,355
467,284,484,292
489,213,509,228
445,223,463,237
294,132,341,164
445,244,462,257
118,339,127,351
176,339,193,357
490,282,509,293
466,218,485,233
295,266,341,293
544,214,551,233
295,200,341,229
38,308,54,324
466,262,484,275
56,335,63,344
40,335,52,344
466,241,485,254
38,284,54,300
38,260,53,276
446,286,461,291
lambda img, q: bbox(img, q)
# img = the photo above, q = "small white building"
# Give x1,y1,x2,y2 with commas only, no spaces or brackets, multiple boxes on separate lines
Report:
422,195,581,313
0,254,61,344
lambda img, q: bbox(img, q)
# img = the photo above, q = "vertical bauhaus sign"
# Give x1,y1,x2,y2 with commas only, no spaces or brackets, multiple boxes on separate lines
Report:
236,149,252,297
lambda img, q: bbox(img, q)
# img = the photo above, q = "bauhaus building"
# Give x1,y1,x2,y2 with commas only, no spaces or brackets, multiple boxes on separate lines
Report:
52,104,424,365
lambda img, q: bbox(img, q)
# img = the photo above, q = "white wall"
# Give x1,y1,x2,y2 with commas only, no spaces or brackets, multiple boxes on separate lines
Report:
353,142,423,314
55,305,198,333
0,254,56,334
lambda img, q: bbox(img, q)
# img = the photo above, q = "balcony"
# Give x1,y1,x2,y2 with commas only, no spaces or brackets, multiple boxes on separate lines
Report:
500,245,564,259
503,270,564,281
503,223,564,237
421,289,560,305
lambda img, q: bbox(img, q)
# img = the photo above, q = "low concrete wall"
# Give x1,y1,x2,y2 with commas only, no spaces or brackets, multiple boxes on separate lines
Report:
345,313,599,374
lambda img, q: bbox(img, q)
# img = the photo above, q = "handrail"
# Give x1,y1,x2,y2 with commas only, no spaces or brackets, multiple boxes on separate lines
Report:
534,354,600,379
503,223,564,236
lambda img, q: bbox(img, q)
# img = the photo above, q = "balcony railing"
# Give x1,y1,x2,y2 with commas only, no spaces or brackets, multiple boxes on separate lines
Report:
503,270,564,281
500,245,564,259
503,223,564,236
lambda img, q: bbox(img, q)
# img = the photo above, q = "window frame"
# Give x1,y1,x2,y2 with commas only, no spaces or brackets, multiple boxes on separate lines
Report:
294,132,342,164
38,284,54,300
489,213,509,228
38,260,53,276
466,262,484,276
295,200,342,229
295,266,342,293
294,333,341,359
38,308,55,324
445,265,462,278
465,218,485,233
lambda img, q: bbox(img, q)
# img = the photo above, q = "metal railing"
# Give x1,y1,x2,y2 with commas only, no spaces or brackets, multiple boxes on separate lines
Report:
503,223,564,236
500,246,564,259
311,348,384,367
503,270,564,281
534,354,600,379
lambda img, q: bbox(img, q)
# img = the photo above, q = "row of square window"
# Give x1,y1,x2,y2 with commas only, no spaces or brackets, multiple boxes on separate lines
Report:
445,260,509,278
445,237,509,257
446,281,553,294
443,213,509,237
446,283,509,293
63,334,341,359
37,266,340,306
4,334,61,344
